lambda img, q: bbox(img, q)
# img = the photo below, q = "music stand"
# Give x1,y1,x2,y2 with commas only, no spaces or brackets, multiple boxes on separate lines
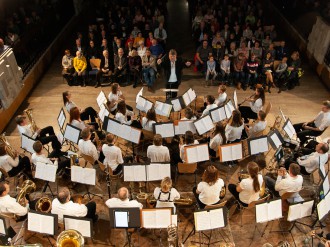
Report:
183,207,228,247
35,162,57,196
57,108,66,135
0,216,16,245
63,215,93,239
63,124,81,152
26,211,58,247
21,133,35,154
109,207,141,247
163,88,179,100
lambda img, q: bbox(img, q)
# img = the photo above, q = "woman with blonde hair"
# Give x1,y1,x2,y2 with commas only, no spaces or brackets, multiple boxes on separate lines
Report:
193,164,225,209
153,177,180,212
228,162,263,207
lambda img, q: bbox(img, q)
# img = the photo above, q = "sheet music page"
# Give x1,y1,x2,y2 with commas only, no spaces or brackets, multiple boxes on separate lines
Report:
120,124,132,142
220,145,233,162
323,175,330,195
232,143,243,160
188,88,197,102
129,127,141,144
142,210,157,228
135,165,147,181
123,166,135,181
162,103,172,117
270,133,282,149
255,203,269,223
71,166,96,185
21,134,35,153
287,203,303,221
107,119,122,135
136,88,143,103
210,107,227,123
300,201,314,219
194,211,211,231
136,97,146,112
202,115,214,133
225,100,235,118
196,144,209,162
185,146,198,163
233,90,238,109
147,163,171,181
0,218,5,235
158,163,171,178
175,121,196,135
210,208,225,229
98,106,109,122
96,91,106,107
317,199,328,220
64,218,91,237
154,123,174,138
155,101,170,117
28,213,55,235
283,120,296,139
35,163,57,182
193,119,206,135
182,93,190,106
144,99,153,112
114,211,129,228
156,209,172,228
57,110,66,129
171,98,182,112
64,125,80,144
268,199,282,221
250,137,269,155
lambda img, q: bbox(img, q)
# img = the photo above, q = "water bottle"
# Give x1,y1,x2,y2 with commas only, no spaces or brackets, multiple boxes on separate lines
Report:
320,190,325,200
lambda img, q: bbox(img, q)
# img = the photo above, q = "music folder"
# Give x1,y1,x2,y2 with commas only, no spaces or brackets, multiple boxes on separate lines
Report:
248,135,269,155
219,142,243,162
123,163,171,182
141,208,172,229
35,163,57,182
174,120,196,135
106,118,142,144
282,118,296,139
71,166,96,185
255,199,282,223
194,207,228,231
317,191,330,220
96,90,107,108
184,144,209,163
182,88,197,106
98,104,109,123
63,215,93,238
28,210,58,235
109,207,141,228
267,130,284,150
155,100,172,117
170,96,185,112
136,88,144,104
209,106,227,123
153,122,175,138
193,115,214,135
287,200,314,222
136,95,153,113
224,100,235,118
63,123,81,144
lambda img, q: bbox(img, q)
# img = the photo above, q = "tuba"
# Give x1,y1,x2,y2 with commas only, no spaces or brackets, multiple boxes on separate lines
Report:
36,197,52,213
56,229,84,247
24,108,38,134
15,180,36,219
0,133,17,159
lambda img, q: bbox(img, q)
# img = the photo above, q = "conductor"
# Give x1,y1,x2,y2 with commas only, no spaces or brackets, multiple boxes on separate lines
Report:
157,49,191,99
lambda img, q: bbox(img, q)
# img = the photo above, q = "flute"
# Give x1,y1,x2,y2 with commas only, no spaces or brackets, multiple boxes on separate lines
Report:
238,93,255,106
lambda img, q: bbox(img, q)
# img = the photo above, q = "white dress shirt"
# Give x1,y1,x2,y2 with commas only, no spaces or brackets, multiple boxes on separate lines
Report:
78,139,99,161
202,103,218,116
65,101,77,113
225,124,244,142
0,195,28,216
51,198,87,223
17,124,38,139
31,153,58,167
239,174,263,204
102,144,123,171
141,117,156,131
197,178,224,205
248,120,267,137
216,92,227,106
314,111,330,131
297,152,328,173
147,145,170,163
275,174,303,197
105,198,143,208
168,61,177,82
108,91,123,112
71,119,87,130
250,98,263,114
209,134,224,152
0,155,19,172
115,111,134,125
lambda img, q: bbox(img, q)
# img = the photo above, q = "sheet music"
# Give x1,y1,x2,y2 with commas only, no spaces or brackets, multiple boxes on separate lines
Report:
147,163,171,181
136,88,144,103
107,119,141,144
154,123,175,138
64,217,91,237
96,91,107,108
128,127,142,144
194,115,214,135
287,201,314,222
171,98,182,112
210,107,227,123
323,175,330,195
136,96,153,113
182,88,196,106
21,134,35,153
35,163,57,182
123,165,146,182
114,211,129,228
195,208,225,231
107,118,122,134
98,105,109,123
185,144,209,163
0,218,5,235
320,161,326,178
142,209,171,228
220,143,243,162
233,90,238,109
224,100,235,118
57,109,66,129
71,166,96,185
64,124,81,144
28,212,55,235
269,132,282,149
155,101,172,117
249,136,269,155
283,119,296,139
256,199,282,223
174,120,196,135
317,199,329,220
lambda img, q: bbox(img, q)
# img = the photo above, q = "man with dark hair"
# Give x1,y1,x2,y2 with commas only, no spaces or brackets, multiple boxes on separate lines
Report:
0,182,28,217
105,187,143,208
195,40,213,73
147,134,170,163
265,163,303,202
51,187,98,223
294,101,330,145
201,95,217,117
78,128,101,162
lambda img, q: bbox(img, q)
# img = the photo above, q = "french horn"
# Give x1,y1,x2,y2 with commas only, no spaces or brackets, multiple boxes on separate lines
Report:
15,180,36,220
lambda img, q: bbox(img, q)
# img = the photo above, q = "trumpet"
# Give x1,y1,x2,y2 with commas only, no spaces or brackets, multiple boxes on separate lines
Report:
24,108,39,134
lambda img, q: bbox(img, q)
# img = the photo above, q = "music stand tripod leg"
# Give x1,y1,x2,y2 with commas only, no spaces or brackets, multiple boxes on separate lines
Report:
182,226,196,245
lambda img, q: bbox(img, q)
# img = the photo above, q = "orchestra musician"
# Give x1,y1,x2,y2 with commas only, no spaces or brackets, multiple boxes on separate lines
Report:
141,108,157,131
51,187,98,223
264,163,303,202
32,141,70,175
147,134,170,163
102,134,124,175
0,144,32,178
180,131,199,163
238,87,265,123
78,128,104,163
193,165,225,209
215,85,227,107
63,91,98,123
181,107,197,121
225,110,244,143
243,110,267,138
209,122,227,158
228,162,263,207
15,115,64,158
201,95,218,117
107,83,126,115
293,100,330,145
105,187,143,208
115,101,142,129
69,107,98,130
153,177,180,212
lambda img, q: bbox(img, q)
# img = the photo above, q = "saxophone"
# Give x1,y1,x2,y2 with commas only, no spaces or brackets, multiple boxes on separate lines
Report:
15,180,36,219
0,133,17,159
24,108,39,134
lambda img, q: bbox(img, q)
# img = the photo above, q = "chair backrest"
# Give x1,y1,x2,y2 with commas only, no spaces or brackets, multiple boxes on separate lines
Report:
248,194,270,208
90,58,101,69
178,163,197,174
205,200,227,209
79,153,95,167
281,191,296,200
141,129,154,141
264,102,272,116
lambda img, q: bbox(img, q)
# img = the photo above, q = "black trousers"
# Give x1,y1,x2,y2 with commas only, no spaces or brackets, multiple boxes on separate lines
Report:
8,156,31,177
80,107,98,123
228,184,248,207
38,126,61,151
238,106,258,123
166,81,179,99
293,122,322,145
85,201,97,222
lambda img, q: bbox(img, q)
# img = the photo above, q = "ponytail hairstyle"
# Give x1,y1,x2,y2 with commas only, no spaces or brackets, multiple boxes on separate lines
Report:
247,161,260,192
228,109,243,127
255,87,265,106
62,91,70,105
214,122,227,144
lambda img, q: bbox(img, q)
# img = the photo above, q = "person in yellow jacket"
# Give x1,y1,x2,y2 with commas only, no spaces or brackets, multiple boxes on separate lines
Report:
73,50,87,87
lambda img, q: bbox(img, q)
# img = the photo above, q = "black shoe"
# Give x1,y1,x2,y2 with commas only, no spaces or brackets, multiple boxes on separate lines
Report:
94,82,99,88
133,84,137,88
268,88,271,93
